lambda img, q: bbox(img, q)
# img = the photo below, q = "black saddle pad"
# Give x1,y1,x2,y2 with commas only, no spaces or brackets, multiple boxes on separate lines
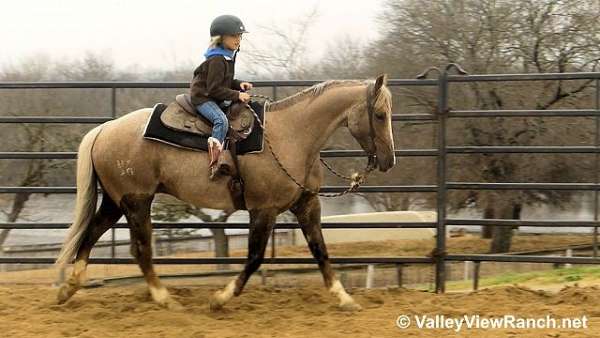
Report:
142,101,265,154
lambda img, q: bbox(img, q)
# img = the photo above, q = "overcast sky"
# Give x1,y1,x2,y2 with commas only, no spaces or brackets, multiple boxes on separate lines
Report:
2,0,383,75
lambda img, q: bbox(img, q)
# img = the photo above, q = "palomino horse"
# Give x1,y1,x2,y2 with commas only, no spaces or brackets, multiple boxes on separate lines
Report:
55,74,395,311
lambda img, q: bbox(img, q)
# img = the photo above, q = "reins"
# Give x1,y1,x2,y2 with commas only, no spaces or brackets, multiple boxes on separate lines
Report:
248,87,377,197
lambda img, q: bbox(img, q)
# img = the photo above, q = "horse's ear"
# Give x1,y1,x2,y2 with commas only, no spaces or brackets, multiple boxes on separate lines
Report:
374,73,388,93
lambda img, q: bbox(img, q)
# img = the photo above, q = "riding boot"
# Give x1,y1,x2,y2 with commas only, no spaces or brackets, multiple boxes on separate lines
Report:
207,137,223,169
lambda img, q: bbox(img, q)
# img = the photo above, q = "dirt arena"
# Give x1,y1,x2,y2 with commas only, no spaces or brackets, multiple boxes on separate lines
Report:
2,234,600,337
1,281,599,337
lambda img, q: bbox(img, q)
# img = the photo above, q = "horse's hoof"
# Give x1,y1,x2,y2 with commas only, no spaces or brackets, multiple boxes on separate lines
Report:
208,293,226,312
163,298,184,311
56,284,77,304
149,287,182,310
339,301,362,312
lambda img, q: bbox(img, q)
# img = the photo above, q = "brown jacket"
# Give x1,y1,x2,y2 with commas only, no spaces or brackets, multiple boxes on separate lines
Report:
190,55,242,107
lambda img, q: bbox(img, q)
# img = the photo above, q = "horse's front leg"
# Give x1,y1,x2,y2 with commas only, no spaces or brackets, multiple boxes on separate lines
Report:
290,192,362,311
209,208,276,311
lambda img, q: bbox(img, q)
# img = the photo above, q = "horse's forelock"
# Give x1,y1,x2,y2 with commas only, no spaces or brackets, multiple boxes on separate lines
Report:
374,85,392,112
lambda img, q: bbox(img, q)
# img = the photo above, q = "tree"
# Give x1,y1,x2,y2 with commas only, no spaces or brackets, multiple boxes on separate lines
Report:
366,0,600,252
242,6,319,80
0,56,81,248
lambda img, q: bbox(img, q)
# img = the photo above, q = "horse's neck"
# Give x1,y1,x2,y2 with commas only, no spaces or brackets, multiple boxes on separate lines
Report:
267,84,366,167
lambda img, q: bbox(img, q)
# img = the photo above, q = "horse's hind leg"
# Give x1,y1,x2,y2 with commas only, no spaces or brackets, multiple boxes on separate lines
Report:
290,193,362,311
209,208,276,311
120,193,182,310
57,193,123,304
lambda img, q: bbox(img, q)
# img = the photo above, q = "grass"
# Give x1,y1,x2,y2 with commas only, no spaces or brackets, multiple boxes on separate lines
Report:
438,265,600,291
405,265,600,292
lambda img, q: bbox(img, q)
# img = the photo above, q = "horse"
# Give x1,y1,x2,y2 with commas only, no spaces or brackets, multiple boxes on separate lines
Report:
54,74,396,312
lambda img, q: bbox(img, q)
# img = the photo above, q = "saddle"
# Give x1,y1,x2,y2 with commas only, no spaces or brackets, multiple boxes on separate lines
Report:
159,93,257,210
159,94,255,142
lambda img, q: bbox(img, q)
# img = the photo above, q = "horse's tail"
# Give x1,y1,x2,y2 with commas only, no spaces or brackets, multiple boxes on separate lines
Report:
55,124,105,268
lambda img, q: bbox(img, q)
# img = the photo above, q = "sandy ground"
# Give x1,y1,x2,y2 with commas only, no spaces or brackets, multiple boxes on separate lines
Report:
2,234,600,337
1,280,599,338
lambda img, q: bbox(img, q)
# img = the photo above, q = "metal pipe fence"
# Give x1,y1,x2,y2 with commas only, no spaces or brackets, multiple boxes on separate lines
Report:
1,65,600,293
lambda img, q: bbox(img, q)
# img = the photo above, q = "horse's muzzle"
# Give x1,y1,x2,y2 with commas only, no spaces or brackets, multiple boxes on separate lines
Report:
376,146,396,172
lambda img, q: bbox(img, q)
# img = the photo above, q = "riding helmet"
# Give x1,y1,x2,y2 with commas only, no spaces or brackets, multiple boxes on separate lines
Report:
210,15,248,36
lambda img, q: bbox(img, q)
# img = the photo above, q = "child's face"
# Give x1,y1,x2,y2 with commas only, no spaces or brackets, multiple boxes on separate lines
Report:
222,34,242,50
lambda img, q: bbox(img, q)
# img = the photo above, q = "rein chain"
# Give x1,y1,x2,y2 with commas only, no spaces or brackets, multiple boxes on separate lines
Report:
248,91,377,197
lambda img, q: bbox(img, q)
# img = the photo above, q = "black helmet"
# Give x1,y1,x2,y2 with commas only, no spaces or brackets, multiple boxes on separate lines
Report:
210,15,248,37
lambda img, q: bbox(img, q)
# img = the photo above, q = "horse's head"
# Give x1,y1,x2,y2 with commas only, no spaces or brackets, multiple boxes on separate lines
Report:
347,74,396,172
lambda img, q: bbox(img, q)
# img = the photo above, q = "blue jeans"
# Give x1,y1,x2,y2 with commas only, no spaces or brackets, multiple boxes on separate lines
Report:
195,101,229,144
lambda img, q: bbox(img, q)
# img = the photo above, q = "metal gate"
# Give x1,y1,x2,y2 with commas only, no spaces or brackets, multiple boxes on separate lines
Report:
1,64,600,293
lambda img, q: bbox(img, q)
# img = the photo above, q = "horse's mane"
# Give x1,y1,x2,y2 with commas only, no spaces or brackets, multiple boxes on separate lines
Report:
265,79,370,112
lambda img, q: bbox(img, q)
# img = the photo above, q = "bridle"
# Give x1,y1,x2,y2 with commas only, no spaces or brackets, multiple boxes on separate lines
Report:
248,83,378,197
365,82,379,170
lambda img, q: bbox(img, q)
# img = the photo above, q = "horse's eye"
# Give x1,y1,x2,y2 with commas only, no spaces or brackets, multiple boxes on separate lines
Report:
375,112,386,120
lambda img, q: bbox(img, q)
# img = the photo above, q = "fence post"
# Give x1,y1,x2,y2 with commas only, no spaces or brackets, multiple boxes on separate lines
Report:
417,64,467,294
417,66,447,293
435,68,449,294
594,79,599,258
339,269,349,289
365,264,375,289
565,248,573,269
464,261,471,280
396,264,403,288
110,85,117,259
261,268,268,285
473,261,481,291
270,85,278,260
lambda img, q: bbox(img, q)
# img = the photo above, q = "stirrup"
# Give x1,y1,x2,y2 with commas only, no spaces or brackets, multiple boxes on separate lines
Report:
209,165,220,180
215,150,235,176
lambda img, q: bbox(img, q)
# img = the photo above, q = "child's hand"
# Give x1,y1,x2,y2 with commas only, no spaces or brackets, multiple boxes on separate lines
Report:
239,92,251,103
240,82,253,91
